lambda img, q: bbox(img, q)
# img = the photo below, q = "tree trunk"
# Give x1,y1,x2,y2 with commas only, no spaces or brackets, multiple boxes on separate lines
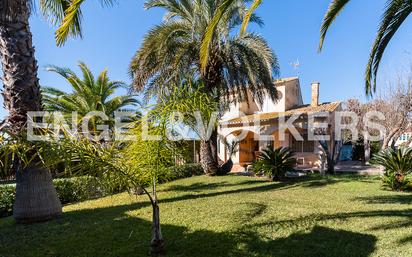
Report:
326,156,335,174
364,138,371,163
390,131,400,149
198,50,221,175
381,126,402,151
0,0,62,222
209,128,219,164
13,166,62,223
150,201,165,256
200,140,219,175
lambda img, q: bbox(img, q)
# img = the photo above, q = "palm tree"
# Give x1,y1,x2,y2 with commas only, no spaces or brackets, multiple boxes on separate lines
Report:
130,0,279,175
42,62,140,131
217,0,412,95
0,0,114,223
318,0,412,95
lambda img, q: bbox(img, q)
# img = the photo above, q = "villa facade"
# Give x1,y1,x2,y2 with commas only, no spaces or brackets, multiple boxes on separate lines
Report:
217,77,342,171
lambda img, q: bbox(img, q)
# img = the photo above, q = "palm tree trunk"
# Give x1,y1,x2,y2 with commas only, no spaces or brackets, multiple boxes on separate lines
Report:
150,201,165,256
13,165,62,223
149,178,165,256
0,0,62,223
200,140,219,175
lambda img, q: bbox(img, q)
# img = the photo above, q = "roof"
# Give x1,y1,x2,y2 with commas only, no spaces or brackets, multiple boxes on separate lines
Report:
274,77,299,87
221,102,341,125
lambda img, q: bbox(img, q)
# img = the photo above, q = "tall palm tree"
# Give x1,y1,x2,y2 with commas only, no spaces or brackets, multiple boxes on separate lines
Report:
130,0,279,175
42,62,140,130
0,0,114,223
319,0,412,95
218,0,412,95
216,0,412,96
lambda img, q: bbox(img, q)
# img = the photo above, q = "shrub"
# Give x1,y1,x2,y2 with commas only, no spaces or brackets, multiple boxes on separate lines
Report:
252,147,296,181
371,148,412,191
53,176,124,204
0,176,124,217
159,163,203,183
0,164,203,218
381,172,412,191
0,185,15,218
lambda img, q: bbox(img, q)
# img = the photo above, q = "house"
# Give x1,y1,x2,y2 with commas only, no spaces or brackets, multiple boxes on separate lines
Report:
394,131,412,148
217,77,342,171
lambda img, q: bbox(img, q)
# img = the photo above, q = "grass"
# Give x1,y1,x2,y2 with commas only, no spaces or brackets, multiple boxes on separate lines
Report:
1,174,412,257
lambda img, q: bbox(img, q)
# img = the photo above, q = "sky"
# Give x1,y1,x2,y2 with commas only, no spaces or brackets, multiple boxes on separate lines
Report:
1,0,412,118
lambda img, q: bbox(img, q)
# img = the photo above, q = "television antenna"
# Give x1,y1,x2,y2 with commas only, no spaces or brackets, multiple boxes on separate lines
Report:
290,59,300,77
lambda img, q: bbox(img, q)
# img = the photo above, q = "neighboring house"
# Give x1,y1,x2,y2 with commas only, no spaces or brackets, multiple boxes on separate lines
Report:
394,131,412,148
218,77,342,171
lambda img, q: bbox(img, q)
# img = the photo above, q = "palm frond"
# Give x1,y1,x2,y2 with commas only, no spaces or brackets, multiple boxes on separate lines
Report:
365,0,412,95
200,0,236,73
319,0,350,51
53,0,117,46
240,0,262,36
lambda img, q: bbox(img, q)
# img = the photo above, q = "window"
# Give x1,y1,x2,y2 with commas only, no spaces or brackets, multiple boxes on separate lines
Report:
266,140,274,150
290,134,314,153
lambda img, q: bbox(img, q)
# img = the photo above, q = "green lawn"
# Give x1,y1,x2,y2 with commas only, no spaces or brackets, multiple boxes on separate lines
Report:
1,175,412,257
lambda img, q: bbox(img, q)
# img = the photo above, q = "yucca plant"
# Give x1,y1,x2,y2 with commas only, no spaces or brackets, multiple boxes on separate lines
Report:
371,147,412,191
252,147,296,181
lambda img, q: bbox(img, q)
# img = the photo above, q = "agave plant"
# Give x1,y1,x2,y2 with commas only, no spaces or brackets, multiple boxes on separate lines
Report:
371,147,412,191
252,147,296,181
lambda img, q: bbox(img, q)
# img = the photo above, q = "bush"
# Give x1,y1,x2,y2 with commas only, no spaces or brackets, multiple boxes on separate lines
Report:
53,176,125,204
371,148,412,191
0,164,203,218
0,185,15,218
0,176,124,217
252,147,296,181
381,172,412,191
159,163,203,183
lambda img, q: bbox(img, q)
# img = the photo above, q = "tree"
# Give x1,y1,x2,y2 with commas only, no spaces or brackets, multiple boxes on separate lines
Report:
370,75,412,150
130,0,279,175
151,80,221,175
343,73,412,158
345,99,372,162
42,62,140,132
217,0,412,95
0,125,173,254
0,0,116,223
319,0,412,95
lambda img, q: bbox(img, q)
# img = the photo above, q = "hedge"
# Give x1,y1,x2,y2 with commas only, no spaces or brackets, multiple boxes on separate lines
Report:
0,163,203,218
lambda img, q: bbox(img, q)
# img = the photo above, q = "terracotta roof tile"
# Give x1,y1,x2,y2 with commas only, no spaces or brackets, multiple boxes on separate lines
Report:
221,102,341,125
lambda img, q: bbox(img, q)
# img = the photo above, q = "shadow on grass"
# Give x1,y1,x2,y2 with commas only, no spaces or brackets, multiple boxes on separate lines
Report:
249,208,412,245
162,179,268,192
0,202,377,257
158,175,375,205
163,181,231,192
353,195,412,205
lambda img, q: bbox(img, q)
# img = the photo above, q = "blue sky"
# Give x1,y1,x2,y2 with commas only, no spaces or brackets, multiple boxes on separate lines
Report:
1,0,412,118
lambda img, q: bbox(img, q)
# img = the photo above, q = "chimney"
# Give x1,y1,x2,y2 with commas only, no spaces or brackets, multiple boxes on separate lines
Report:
311,82,320,107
